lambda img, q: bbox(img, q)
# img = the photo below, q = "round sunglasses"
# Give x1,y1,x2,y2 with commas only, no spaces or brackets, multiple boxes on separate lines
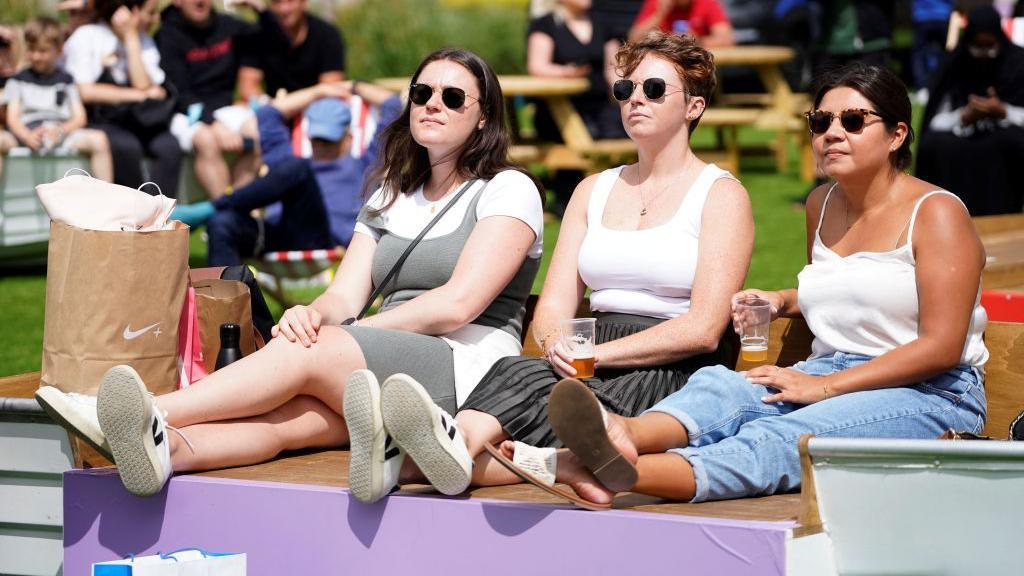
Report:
409,83,478,110
804,108,885,134
611,78,684,102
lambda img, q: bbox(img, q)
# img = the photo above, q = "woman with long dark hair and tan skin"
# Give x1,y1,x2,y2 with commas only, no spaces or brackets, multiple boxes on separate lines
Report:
532,63,988,506
36,48,546,499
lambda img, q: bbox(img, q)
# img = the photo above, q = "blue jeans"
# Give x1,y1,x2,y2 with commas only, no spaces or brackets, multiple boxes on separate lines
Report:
207,155,331,266
646,353,987,502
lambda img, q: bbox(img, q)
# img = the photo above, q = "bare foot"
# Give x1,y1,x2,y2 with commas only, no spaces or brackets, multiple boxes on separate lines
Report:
606,413,639,466
498,441,615,506
556,449,616,505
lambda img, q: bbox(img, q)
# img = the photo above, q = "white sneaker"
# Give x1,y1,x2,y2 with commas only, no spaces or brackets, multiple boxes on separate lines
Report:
35,386,112,460
344,369,404,503
380,374,472,496
96,365,173,497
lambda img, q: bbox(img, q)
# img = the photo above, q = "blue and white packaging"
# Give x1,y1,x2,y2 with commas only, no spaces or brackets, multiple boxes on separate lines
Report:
92,549,246,575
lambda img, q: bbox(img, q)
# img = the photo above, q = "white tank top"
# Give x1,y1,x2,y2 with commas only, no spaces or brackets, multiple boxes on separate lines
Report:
578,164,735,319
797,186,989,368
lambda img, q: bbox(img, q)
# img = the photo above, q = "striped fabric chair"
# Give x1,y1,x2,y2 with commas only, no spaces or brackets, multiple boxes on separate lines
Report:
250,246,346,308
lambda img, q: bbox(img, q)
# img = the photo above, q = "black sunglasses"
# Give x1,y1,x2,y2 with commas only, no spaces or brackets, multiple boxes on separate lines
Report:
611,78,683,102
409,83,478,110
804,108,885,134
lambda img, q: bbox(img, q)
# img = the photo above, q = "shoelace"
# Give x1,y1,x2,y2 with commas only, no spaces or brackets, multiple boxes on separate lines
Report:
145,391,197,455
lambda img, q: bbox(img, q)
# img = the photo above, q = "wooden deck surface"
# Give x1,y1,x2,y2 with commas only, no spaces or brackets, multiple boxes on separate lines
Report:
194,448,801,523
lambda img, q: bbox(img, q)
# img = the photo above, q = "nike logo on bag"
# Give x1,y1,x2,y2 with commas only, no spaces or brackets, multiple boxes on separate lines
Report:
123,323,162,340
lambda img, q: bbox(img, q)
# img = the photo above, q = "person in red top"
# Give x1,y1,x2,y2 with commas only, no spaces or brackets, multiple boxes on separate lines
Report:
628,0,734,46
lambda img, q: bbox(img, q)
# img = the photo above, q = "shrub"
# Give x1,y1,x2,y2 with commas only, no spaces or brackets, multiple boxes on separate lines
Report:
338,0,527,79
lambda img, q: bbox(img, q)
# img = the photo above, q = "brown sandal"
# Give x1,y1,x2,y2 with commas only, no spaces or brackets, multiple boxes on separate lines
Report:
481,443,611,511
549,378,638,493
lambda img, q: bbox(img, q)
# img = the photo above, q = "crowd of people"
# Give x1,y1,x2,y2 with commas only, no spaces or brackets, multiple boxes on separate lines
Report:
32,12,993,512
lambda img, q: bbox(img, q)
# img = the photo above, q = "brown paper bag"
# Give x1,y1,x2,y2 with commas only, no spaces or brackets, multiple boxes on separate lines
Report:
193,278,257,372
41,221,189,395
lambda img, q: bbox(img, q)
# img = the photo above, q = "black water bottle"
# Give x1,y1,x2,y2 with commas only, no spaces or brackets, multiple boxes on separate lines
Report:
215,323,243,370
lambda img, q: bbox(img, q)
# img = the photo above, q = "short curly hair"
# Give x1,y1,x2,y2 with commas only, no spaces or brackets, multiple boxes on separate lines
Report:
614,31,717,134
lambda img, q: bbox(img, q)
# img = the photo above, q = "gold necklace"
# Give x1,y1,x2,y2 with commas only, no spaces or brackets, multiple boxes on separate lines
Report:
636,156,691,216
425,178,462,214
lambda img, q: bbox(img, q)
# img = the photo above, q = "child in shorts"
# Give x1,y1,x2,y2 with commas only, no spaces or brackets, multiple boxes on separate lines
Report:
3,17,112,181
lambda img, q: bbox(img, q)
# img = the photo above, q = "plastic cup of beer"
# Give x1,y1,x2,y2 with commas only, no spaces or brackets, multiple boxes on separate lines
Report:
736,297,771,363
560,318,596,378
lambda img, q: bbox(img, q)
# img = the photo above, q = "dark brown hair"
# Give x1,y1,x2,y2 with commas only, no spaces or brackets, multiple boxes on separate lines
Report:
614,31,716,134
96,0,147,25
811,62,914,171
365,47,540,215
24,17,63,49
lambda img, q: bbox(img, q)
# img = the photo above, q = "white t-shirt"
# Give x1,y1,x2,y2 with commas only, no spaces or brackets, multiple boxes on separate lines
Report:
355,169,544,405
63,23,166,87
355,169,544,258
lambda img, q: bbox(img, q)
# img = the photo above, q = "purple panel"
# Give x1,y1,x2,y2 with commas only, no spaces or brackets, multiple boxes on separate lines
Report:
64,469,793,576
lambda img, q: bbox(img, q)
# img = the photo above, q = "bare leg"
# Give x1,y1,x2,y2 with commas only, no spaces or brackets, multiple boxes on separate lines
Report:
74,129,113,182
191,123,230,199
230,117,260,189
552,412,697,501
156,326,366,429
0,130,15,177
397,408,512,485
169,395,347,472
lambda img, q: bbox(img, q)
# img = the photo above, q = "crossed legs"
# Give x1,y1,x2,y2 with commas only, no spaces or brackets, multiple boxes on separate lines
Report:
157,325,367,472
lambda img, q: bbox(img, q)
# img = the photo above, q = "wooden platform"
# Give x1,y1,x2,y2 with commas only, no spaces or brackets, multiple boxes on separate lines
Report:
194,448,802,523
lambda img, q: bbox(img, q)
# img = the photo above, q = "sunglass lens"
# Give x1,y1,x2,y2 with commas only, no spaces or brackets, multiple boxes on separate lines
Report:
642,78,667,100
612,80,634,102
441,87,467,109
409,83,432,105
807,111,831,134
840,110,866,132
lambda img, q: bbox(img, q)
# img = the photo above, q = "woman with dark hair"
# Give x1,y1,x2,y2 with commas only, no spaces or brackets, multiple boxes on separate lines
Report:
523,62,987,506
63,0,182,194
344,32,753,506
916,5,1024,216
35,48,545,498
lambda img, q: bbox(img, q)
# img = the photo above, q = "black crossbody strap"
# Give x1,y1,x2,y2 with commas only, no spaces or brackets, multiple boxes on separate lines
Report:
356,178,483,319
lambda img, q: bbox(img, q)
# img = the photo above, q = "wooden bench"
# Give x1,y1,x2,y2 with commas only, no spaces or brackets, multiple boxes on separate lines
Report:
520,295,1024,439
975,213,1024,291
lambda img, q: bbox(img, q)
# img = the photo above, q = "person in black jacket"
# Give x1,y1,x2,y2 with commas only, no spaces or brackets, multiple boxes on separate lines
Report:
156,0,261,199
235,0,346,102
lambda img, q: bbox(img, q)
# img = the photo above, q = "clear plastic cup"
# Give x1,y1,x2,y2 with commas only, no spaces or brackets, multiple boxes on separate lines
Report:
560,318,596,378
735,297,772,363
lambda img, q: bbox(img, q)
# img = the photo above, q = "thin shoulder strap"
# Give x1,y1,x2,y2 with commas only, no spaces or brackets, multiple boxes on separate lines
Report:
587,166,625,228
815,182,839,236
902,190,963,251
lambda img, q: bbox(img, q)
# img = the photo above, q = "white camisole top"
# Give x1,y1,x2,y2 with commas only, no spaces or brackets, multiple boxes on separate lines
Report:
578,164,736,319
797,185,989,368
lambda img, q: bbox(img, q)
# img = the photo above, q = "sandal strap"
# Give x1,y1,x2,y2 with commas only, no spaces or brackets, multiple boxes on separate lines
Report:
512,441,557,486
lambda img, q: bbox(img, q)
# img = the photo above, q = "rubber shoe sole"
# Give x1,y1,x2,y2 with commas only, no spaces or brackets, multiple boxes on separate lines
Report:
381,374,470,496
97,366,166,497
549,378,637,493
35,387,112,461
343,370,387,503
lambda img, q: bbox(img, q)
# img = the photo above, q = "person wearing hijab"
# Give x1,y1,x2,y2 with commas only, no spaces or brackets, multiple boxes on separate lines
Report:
916,5,1024,216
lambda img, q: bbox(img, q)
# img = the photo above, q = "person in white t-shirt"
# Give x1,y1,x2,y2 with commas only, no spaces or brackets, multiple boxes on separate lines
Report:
63,0,182,194
35,48,545,499
344,32,755,506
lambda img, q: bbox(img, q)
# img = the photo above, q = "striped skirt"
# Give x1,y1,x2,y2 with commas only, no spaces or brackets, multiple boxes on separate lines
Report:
459,312,735,448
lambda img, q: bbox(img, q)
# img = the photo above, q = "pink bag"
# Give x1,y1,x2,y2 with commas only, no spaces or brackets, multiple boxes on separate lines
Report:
177,286,208,388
